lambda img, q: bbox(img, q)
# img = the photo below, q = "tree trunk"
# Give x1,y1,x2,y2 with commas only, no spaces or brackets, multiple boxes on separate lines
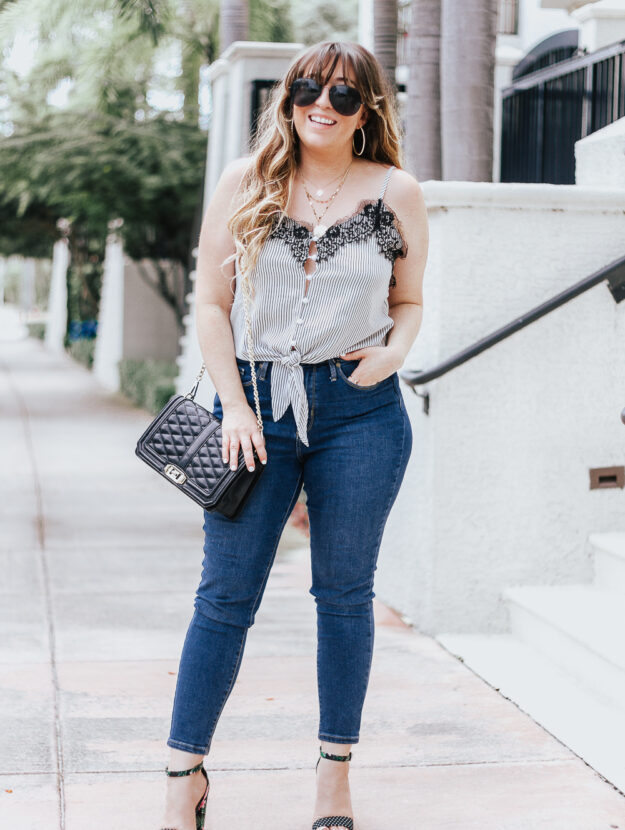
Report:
219,0,248,54
404,0,441,180
440,0,498,181
374,0,398,91
181,47,202,125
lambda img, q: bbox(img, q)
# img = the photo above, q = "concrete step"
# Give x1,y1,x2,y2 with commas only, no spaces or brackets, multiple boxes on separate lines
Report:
504,584,625,708
590,532,625,592
437,632,625,794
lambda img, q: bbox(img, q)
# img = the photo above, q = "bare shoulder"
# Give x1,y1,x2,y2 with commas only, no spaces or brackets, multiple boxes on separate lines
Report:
211,155,253,208
385,166,427,219
221,155,253,185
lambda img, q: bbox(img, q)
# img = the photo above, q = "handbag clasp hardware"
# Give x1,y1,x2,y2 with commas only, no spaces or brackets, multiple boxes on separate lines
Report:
164,464,187,484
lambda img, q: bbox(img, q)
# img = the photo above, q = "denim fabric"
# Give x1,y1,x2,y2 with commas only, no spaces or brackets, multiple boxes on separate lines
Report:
167,355,412,755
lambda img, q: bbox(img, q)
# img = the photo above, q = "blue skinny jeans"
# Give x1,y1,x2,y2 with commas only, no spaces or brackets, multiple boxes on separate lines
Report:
167,355,413,755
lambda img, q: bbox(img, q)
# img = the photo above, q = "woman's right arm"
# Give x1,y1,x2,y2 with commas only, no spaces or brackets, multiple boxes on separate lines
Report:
194,156,268,473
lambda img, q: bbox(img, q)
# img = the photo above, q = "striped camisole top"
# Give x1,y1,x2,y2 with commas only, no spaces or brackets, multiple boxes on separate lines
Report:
229,164,407,447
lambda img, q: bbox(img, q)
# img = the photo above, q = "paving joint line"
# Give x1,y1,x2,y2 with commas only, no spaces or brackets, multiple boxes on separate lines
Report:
48,757,578,776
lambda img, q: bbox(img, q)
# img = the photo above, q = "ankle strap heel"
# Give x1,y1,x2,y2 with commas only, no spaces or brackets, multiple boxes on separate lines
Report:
161,761,210,830
319,747,352,762
313,745,354,830
165,760,205,776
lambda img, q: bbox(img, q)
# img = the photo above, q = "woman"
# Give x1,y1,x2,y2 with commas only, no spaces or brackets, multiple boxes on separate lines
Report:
160,40,428,830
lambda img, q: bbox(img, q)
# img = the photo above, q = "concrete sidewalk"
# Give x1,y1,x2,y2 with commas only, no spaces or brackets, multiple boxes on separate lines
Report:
1,316,624,830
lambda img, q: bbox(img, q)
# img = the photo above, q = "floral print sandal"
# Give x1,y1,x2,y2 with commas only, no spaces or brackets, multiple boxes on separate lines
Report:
160,759,210,830
312,746,354,830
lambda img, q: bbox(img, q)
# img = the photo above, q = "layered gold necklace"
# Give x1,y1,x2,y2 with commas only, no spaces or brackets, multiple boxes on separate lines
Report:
298,161,353,239
299,165,349,199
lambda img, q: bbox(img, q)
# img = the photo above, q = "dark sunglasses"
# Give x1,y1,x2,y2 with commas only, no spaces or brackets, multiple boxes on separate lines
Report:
289,77,363,117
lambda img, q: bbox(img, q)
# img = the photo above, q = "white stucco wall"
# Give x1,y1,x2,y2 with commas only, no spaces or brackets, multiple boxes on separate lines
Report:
540,0,597,14
121,259,179,362
520,0,580,49
572,0,625,50
375,181,625,635
576,115,625,187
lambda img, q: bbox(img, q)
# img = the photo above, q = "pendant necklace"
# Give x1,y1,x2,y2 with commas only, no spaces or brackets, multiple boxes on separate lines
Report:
299,165,348,199
302,161,353,239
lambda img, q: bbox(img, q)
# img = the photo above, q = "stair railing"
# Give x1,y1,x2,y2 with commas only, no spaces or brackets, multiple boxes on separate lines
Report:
399,255,625,415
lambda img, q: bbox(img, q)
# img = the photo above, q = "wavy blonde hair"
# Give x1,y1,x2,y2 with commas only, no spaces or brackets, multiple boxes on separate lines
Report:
227,40,403,301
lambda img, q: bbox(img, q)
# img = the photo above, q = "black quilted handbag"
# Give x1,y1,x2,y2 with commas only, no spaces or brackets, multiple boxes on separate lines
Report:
135,280,265,520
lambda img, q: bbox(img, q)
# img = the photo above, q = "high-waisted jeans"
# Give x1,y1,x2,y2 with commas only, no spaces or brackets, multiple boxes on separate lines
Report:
167,355,413,755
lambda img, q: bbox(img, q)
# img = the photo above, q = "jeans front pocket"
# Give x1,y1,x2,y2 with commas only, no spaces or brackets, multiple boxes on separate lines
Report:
238,365,254,387
238,361,268,388
335,359,394,391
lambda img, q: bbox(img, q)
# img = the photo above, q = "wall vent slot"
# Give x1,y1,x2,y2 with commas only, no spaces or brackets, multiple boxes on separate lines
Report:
589,466,625,490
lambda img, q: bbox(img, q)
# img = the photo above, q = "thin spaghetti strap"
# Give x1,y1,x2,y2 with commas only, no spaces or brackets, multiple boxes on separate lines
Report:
378,165,395,200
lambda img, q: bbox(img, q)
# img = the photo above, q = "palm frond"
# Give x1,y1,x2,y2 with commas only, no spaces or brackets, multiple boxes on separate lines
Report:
116,0,168,46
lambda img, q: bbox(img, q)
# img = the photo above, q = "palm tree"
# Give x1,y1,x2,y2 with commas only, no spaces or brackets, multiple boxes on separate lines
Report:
0,0,220,126
169,1,220,123
404,0,441,180
374,0,398,90
219,0,248,53
0,1,158,121
440,0,498,181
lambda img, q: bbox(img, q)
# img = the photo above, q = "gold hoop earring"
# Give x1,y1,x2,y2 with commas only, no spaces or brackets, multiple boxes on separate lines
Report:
353,126,365,156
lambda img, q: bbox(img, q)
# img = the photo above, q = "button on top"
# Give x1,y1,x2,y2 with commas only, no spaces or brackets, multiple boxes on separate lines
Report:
302,297,310,303
296,317,304,324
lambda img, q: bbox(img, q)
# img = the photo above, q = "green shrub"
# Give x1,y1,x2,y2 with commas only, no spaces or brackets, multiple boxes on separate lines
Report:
150,376,177,412
66,338,96,369
27,322,46,340
119,358,178,414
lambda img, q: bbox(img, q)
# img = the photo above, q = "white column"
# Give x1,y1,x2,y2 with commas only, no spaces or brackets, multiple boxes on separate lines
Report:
20,258,36,315
175,263,216,409
204,58,229,213
44,239,70,352
358,0,375,51
92,225,125,392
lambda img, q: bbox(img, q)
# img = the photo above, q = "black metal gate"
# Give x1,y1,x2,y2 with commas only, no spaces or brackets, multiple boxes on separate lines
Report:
501,39,625,184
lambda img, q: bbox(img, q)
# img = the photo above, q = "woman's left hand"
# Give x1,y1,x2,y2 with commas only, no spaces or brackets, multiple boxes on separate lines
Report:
339,345,404,386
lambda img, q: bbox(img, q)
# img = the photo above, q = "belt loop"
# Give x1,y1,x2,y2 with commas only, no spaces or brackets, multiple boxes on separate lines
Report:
328,359,337,381
259,360,269,381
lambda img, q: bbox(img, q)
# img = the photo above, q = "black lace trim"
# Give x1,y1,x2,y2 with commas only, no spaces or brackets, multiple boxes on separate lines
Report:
269,199,408,288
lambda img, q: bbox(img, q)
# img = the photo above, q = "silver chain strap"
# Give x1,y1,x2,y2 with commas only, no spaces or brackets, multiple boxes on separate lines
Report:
186,275,264,434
